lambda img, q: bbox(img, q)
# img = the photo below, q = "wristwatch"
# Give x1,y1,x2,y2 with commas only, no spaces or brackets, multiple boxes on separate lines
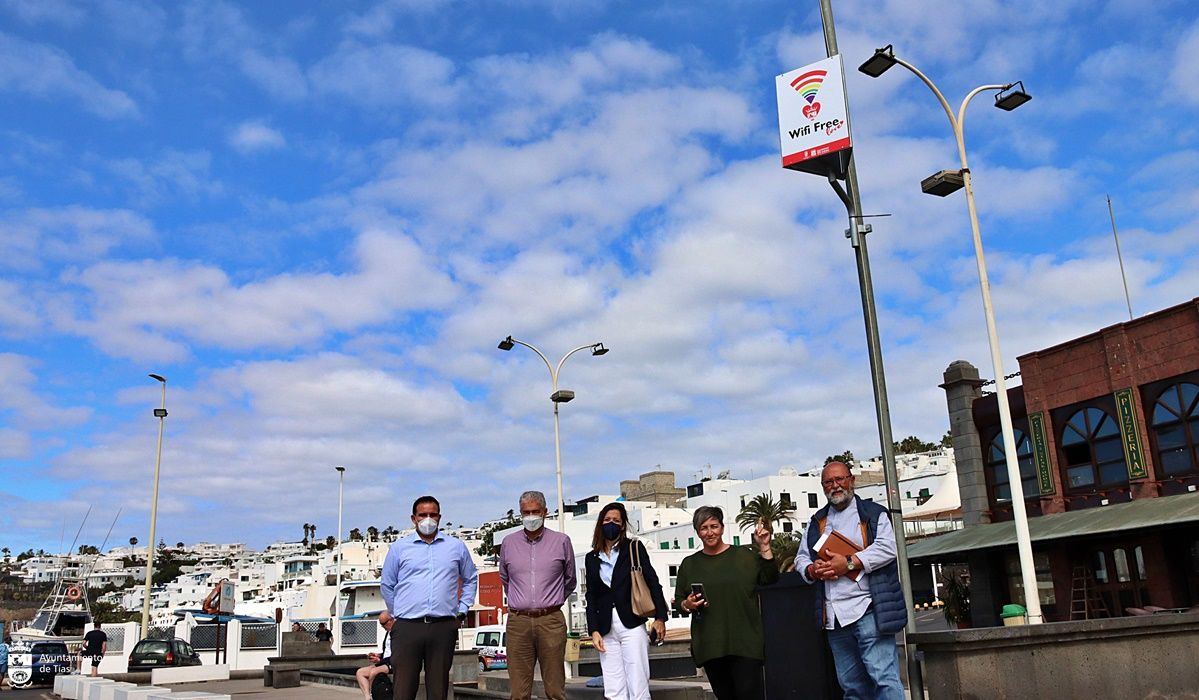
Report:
846,557,857,573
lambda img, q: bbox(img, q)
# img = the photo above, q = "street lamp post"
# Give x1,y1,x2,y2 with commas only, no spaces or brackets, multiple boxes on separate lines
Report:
497,336,608,530
859,46,1042,623
813,4,921,696
141,374,168,639
335,465,345,654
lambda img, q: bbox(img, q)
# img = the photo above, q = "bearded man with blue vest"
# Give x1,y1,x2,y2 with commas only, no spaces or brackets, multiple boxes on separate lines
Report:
796,461,905,700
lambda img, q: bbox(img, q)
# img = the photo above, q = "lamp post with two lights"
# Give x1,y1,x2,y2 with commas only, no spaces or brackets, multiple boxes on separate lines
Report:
497,336,608,531
859,45,1041,623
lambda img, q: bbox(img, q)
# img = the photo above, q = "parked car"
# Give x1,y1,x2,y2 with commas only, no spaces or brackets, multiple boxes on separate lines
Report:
127,638,202,672
6,640,72,688
473,625,507,672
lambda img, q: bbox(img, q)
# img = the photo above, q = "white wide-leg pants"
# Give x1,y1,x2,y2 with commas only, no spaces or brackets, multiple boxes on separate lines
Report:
598,615,651,700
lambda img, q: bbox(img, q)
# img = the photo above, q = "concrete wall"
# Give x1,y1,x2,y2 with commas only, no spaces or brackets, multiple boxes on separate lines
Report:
911,612,1199,699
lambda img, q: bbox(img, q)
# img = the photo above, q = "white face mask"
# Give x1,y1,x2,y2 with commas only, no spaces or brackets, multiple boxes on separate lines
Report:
416,517,438,536
522,515,544,532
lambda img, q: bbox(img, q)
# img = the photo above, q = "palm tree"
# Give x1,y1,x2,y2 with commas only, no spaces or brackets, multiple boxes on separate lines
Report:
129,537,138,546
367,526,379,542
736,492,792,531
349,528,362,541
325,535,336,549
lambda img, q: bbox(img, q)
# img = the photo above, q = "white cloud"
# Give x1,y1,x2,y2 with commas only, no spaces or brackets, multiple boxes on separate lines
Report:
0,206,155,270
1169,21,1199,105
341,0,448,37
106,150,224,205
229,121,286,153
0,31,138,119
179,0,309,100
57,227,458,360
309,42,457,108
0,279,41,336
0,354,91,452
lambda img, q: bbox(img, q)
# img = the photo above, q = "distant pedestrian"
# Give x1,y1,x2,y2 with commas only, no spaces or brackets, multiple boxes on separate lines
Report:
499,490,576,700
584,502,669,700
673,506,777,700
313,622,334,643
381,495,478,700
796,461,905,699
81,622,108,677
290,622,305,635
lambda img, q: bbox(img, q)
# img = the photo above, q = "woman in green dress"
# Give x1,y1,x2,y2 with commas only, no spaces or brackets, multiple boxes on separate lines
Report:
674,505,777,700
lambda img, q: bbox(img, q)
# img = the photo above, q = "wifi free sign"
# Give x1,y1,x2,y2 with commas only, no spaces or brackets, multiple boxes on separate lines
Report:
776,55,853,176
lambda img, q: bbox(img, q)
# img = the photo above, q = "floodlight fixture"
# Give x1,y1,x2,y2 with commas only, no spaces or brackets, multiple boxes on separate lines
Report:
994,82,1031,111
497,336,515,351
858,45,896,78
550,389,576,403
591,343,609,356
921,169,966,197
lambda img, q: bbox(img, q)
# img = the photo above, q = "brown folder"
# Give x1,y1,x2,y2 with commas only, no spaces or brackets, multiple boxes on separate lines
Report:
814,529,863,581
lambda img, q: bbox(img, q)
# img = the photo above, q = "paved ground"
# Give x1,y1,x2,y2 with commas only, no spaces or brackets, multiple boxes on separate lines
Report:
0,678,360,698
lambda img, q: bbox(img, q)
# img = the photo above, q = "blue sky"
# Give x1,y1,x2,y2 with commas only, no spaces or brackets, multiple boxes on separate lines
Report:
2,0,1198,552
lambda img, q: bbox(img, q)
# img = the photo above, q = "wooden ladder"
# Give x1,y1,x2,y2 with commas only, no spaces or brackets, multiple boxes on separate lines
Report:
1069,566,1110,620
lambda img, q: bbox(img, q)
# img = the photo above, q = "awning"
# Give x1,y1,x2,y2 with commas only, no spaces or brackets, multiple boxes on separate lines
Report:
907,491,1199,560
905,471,961,520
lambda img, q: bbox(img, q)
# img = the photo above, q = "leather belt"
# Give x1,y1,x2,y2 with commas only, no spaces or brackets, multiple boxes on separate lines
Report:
398,615,454,623
510,607,558,618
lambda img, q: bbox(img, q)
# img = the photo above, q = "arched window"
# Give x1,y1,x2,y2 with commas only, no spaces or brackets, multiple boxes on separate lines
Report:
1150,382,1199,476
1060,407,1128,490
986,429,1038,503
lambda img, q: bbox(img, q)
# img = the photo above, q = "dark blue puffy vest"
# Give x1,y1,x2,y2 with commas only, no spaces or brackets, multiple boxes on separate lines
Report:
804,497,907,635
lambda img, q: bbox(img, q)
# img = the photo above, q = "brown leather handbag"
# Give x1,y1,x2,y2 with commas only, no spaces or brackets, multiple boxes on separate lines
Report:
629,539,657,617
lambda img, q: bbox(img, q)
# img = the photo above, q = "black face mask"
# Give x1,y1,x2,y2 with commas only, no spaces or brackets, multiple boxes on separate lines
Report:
602,522,622,541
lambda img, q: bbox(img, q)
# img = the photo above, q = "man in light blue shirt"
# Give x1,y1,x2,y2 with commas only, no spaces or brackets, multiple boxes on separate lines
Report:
381,495,478,700
797,462,905,700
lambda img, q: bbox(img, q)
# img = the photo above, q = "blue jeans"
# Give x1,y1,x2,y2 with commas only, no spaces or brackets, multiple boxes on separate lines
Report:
827,608,904,700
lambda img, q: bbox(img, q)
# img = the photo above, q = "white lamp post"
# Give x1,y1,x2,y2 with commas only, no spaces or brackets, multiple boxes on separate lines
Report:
334,465,345,653
141,374,168,639
497,336,608,530
860,46,1041,623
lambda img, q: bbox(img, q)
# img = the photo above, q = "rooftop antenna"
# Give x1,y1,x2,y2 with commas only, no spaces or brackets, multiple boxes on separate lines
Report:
1107,195,1134,321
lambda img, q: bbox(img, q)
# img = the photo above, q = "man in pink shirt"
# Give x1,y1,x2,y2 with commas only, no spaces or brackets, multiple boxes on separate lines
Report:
498,490,577,700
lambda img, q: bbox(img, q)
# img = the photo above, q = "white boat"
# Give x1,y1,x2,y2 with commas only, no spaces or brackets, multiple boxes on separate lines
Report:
11,574,92,644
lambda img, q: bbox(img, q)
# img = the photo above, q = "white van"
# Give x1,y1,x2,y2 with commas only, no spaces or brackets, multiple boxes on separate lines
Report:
470,624,507,672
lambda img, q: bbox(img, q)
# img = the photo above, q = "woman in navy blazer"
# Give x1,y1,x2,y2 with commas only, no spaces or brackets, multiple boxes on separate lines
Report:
584,502,669,700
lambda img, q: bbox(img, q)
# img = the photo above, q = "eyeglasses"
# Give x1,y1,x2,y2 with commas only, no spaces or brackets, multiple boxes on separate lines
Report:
821,475,852,488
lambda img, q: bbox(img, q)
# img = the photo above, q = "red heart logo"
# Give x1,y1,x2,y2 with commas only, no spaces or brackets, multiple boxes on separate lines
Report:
802,102,821,120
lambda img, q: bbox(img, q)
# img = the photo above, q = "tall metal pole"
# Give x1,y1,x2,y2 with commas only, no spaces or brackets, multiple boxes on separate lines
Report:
335,465,345,653
957,139,1044,625
1107,195,1134,321
817,2,922,697
552,401,565,531
141,374,168,639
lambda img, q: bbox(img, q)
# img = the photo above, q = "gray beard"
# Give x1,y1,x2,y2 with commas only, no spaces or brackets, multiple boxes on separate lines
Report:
829,490,853,510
